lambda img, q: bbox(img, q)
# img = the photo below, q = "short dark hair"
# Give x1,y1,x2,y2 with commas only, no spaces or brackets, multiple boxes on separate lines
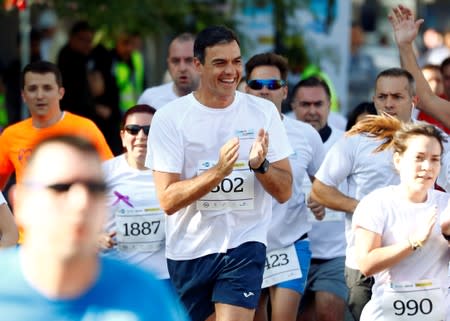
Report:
441,57,450,72
194,26,240,64
21,60,63,89
346,101,377,131
245,53,289,81
375,68,416,96
121,104,157,128
69,20,93,37
291,76,331,100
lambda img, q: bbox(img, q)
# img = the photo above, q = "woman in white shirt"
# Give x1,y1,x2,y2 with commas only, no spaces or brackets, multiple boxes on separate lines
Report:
99,104,170,280
352,115,450,321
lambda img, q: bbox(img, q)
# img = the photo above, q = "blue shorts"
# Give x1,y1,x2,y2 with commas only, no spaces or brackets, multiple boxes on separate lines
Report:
302,256,348,301
167,242,266,321
275,238,311,295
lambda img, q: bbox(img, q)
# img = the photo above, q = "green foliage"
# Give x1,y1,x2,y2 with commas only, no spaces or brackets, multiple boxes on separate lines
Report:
51,0,237,36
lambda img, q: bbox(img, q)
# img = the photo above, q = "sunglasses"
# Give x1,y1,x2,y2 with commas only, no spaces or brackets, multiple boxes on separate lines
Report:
25,180,108,195
247,79,286,90
124,124,150,136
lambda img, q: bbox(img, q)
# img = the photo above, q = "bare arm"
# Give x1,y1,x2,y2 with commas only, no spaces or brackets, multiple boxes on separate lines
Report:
356,209,436,276
311,179,358,214
248,128,292,203
254,158,292,203
153,137,239,215
355,227,412,277
0,203,19,247
390,5,450,128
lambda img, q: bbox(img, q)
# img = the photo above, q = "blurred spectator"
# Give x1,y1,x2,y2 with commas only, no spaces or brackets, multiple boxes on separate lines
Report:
36,9,65,63
345,101,377,131
89,44,122,155
417,63,450,133
418,28,450,67
3,29,42,125
348,23,378,114
111,32,145,113
57,21,95,119
441,57,450,100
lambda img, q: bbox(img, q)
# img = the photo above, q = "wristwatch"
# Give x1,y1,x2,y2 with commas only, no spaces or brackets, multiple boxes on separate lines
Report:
409,238,423,251
249,158,270,174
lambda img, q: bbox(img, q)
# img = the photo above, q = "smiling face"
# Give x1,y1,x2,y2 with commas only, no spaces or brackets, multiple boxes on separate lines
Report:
195,40,242,107
21,72,64,122
394,135,442,201
373,76,417,123
120,112,153,169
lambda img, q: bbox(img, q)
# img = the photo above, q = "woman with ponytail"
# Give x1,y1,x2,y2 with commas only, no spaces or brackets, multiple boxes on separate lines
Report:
352,114,450,321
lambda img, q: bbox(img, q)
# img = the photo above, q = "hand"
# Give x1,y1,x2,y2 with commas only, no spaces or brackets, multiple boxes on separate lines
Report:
249,128,269,169
410,207,436,245
388,5,424,47
307,196,325,220
214,137,239,177
98,231,116,250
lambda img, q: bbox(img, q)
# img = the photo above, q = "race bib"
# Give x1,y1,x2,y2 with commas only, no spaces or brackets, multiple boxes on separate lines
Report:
115,206,165,252
382,280,445,321
262,244,302,289
196,160,255,211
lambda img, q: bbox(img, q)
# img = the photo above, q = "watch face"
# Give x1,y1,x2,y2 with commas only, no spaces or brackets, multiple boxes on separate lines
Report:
260,159,269,173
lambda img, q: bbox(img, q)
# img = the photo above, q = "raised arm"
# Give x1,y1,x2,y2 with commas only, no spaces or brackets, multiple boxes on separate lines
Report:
389,4,450,128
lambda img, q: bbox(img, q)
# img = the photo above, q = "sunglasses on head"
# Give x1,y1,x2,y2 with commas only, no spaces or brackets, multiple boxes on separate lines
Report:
247,79,286,90
124,124,150,136
25,180,108,195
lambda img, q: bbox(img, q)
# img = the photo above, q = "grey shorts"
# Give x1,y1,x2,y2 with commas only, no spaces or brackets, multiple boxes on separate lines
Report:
303,256,348,301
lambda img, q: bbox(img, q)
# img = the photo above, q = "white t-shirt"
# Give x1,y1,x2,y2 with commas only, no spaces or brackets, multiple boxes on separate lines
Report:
353,186,450,321
315,133,400,269
137,82,178,109
284,110,347,131
146,91,293,260
0,192,5,205
102,154,169,279
267,116,324,251
306,125,347,259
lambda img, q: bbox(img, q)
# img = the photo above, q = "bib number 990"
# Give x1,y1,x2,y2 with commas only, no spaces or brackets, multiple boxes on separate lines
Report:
393,298,432,316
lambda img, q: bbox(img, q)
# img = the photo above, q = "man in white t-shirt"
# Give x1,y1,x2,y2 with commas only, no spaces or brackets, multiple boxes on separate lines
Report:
138,33,199,109
244,53,325,321
311,68,418,321
146,26,293,321
291,76,348,321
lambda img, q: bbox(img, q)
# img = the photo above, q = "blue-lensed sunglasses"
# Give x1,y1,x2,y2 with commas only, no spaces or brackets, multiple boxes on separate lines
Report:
247,79,286,90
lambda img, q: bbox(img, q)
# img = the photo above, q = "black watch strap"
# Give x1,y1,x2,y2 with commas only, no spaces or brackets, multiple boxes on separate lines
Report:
249,158,269,174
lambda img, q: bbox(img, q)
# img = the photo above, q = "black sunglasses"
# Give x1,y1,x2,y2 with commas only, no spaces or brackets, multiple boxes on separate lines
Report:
124,124,150,136
247,79,286,90
26,180,108,195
